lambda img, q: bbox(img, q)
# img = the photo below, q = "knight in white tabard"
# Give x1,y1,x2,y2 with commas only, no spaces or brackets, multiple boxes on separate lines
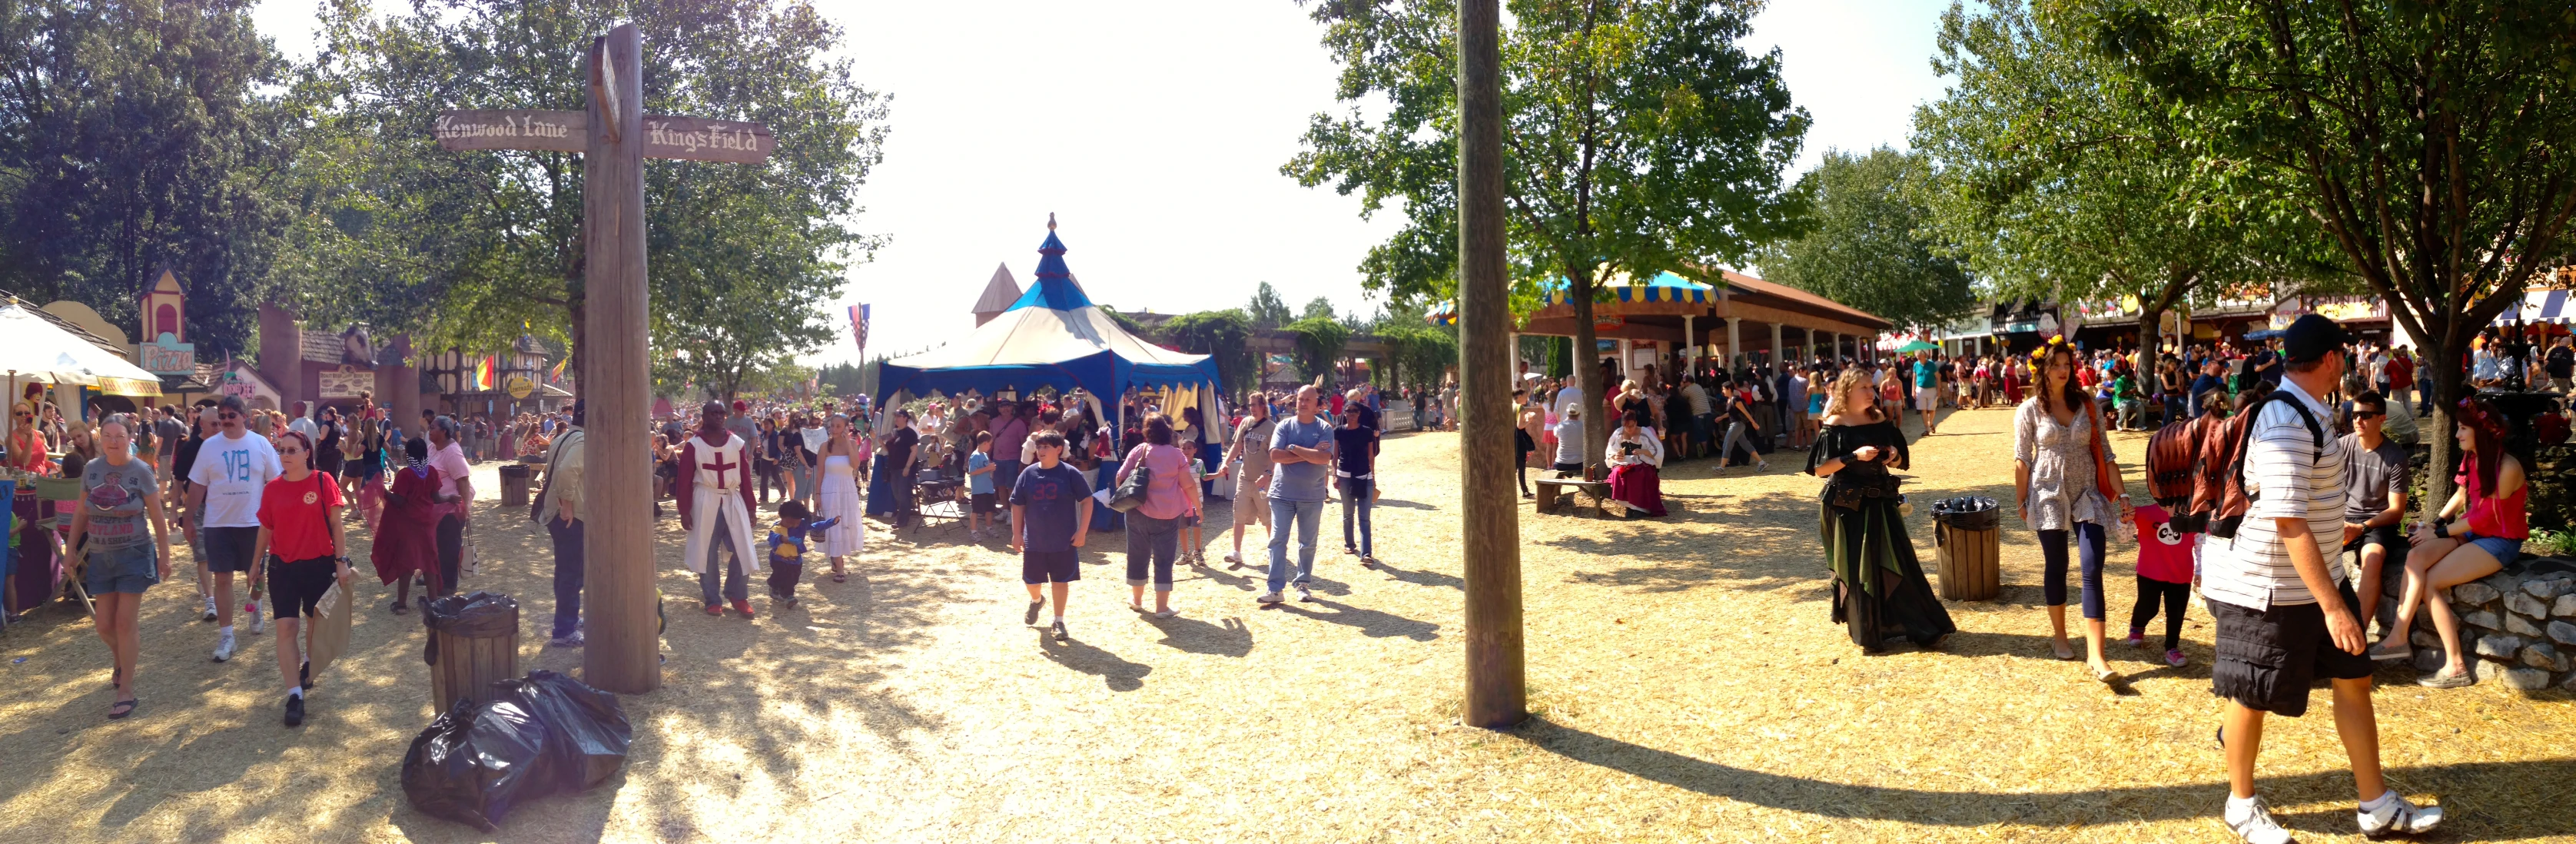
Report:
676,400,762,619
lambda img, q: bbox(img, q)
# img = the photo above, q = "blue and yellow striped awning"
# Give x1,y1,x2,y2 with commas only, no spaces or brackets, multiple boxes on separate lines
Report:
1427,301,1458,327
1542,271,1716,306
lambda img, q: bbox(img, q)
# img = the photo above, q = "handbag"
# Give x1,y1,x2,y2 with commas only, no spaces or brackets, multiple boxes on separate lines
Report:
1108,450,1154,513
460,537,479,578
2082,400,2126,504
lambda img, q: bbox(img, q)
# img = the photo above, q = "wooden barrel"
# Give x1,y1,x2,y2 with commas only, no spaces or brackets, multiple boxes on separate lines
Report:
1934,523,2001,601
498,464,533,509
428,621,520,710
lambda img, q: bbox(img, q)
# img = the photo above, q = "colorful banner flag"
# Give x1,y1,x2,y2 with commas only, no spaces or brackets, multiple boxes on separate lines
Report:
549,357,569,384
848,304,869,354
474,356,496,391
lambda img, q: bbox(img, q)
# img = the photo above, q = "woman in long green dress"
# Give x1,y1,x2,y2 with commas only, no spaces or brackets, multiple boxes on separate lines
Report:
1806,369,1956,651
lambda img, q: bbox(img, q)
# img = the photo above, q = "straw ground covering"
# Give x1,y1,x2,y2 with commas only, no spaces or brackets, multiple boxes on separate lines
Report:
2,406,2571,842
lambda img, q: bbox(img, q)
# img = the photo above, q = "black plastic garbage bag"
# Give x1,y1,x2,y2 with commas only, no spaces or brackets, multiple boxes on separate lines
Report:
400,698,554,832
490,670,632,792
422,591,519,637
1930,496,2000,531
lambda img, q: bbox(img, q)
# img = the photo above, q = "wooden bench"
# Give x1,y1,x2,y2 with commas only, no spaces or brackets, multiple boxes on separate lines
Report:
1533,476,1615,517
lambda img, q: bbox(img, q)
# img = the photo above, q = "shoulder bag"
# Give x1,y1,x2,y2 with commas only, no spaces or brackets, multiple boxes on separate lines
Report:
1108,447,1154,513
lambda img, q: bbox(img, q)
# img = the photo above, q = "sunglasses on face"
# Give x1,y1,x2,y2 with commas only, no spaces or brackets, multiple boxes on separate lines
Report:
279,447,305,455
2353,411,2382,419
220,413,241,420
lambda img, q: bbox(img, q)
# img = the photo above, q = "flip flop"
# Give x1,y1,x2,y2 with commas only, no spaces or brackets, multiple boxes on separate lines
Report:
391,602,410,615
832,572,846,583
108,697,138,719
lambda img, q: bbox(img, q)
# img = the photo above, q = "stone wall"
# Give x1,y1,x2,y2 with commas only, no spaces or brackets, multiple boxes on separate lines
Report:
2387,560,2576,692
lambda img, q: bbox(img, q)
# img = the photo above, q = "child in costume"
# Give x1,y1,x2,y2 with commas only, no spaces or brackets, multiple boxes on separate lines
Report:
764,501,839,610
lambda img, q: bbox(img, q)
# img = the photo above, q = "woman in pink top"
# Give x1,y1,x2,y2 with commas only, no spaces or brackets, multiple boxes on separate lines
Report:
1117,413,1200,617
2374,398,2528,687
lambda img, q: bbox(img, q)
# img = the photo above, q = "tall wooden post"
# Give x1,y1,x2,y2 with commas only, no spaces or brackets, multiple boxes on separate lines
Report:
1456,0,1524,729
583,24,656,693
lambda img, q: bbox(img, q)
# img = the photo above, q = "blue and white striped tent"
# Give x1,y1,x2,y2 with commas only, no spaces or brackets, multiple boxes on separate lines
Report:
2495,287,2572,325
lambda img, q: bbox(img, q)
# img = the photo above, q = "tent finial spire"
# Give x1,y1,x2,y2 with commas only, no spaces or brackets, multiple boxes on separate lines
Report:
1047,212,1056,231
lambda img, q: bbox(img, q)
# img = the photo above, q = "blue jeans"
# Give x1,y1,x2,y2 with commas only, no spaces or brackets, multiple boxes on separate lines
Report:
1266,497,1325,593
1339,477,1374,557
699,518,747,606
547,518,585,638
2160,395,2183,427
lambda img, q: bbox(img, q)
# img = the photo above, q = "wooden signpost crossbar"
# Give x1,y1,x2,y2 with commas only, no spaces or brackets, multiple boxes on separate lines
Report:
437,23,773,694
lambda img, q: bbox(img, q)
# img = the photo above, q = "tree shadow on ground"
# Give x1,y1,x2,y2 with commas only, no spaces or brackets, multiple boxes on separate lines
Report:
1515,716,2576,839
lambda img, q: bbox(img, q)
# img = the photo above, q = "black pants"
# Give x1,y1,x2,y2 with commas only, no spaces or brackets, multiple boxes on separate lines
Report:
547,518,585,638
2130,575,2189,650
435,513,464,597
767,559,803,600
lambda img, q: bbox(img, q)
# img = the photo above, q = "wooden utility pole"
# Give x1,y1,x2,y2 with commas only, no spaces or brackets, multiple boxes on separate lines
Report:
433,22,773,694
1456,0,1525,728
583,25,655,693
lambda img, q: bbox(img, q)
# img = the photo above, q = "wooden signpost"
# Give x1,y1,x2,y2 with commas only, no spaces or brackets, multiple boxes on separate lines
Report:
433,24,773,694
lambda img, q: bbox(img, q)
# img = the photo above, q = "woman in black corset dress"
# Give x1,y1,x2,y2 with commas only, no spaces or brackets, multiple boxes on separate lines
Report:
1806,369,1955,651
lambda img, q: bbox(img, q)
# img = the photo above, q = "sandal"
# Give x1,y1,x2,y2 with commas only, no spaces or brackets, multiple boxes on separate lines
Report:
108,697,138,719
832,570,846,583
391,601,410,615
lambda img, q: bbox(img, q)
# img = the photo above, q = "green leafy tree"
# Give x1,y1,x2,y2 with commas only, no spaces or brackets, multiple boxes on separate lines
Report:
1289,0,1807,468
1912,0,2322,353
1285,315,1353,388
1161,309,1260,396
816,361,865,397
1299,296,1337,323
2083,0,2576,504
1757,148,1972,336
1245,281,1293,329
1376,323,1459,390
285,0,887,383
0,0,290,356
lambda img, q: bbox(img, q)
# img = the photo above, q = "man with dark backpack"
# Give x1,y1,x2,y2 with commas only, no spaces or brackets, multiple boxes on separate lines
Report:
2199,314,2441,843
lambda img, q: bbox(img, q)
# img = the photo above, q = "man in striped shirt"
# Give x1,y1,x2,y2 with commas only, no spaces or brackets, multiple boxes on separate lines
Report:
2203,314,2440,844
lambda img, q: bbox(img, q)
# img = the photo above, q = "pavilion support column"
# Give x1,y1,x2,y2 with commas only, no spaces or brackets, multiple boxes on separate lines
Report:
1769,322,1784,370
1455,0,1523,729
1725,317,1741,370
1681,315,1696,371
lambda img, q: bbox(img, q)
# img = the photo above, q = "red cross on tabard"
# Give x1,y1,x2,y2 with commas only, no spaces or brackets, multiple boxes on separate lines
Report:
700,450,741,488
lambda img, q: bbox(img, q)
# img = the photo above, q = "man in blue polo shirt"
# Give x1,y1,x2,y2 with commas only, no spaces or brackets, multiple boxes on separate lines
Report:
1260,384,1336,604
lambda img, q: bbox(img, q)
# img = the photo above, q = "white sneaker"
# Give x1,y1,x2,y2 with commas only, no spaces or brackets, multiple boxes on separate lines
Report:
1255,591,1284,604
245,604,266,634
211,631,236,663
2357,792,2442,839
1223,551,1242,564
1296,585,1316,603
2226,796,2293,844
201,596,217,622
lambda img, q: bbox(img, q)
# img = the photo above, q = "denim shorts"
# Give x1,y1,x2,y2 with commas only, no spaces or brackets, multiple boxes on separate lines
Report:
83,543,160,595
2461,533,2524,567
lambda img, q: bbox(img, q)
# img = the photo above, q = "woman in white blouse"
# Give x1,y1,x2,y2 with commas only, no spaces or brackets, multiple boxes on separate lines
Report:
1605,410,1666,517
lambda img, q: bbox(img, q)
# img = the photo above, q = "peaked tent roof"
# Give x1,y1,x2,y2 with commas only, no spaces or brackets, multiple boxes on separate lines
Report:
879,218,1219,404
971,263,1023,315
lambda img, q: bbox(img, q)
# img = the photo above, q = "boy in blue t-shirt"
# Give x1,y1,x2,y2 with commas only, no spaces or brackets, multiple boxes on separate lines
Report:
965,431,998,540
763,501,839,610
1010,430,1091,640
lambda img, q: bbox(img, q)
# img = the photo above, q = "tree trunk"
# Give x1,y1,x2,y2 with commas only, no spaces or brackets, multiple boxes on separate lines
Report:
2419,339,2462,511
2137,307,2161,359
1569,264,1605,472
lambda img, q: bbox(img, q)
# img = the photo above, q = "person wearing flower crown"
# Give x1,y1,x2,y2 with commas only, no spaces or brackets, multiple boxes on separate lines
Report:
2013,334,2134,679
2369,397,2529,687
1806,366,1954,652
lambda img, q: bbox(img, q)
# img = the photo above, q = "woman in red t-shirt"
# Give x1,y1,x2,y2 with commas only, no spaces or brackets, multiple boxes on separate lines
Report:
253,430,348,727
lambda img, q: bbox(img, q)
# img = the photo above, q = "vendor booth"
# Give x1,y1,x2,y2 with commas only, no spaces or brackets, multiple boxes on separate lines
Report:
875,218,1223,530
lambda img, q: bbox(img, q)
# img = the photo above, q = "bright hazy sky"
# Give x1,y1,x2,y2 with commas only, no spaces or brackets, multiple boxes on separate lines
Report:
248,0,1954,369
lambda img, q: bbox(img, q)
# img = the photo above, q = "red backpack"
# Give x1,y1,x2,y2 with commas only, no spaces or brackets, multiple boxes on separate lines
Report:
2144,415,2204,507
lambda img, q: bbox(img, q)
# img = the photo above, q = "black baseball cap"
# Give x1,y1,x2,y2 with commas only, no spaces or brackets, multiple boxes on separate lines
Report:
2282,313,2354,363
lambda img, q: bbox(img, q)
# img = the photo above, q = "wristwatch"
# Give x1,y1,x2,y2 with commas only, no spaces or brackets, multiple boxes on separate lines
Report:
2432,520,2451,540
